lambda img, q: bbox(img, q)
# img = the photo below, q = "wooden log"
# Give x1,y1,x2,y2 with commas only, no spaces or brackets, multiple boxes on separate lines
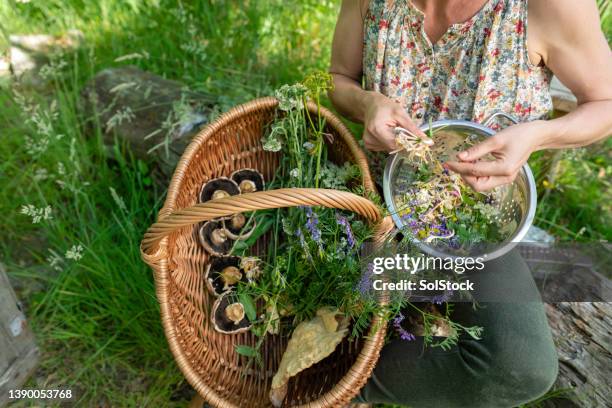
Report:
545,303,611,408
0,263,39,407
520,245,611,407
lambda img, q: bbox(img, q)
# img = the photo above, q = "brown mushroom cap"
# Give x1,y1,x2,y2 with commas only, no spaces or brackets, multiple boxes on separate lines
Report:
199,177,240,203
231,169,265,194
205,256,245,296
199,220,234,255
212,293,252,334
222,214,255,240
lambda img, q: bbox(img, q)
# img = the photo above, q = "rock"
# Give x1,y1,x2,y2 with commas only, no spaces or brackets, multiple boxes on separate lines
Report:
81,66,215,178
1,31,82,86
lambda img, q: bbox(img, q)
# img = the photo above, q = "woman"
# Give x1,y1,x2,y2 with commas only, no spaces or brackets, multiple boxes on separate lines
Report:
329,0,611,406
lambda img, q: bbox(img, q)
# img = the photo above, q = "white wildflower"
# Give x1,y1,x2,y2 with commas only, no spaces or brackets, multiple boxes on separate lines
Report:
20,205,53,224
38,59,68,80
33,167,50,181
289,168,300,178
474,202,500,220
65,244,84,261
274,84,307,111
46,249,63,272
263,135,282,152
303,141,315,151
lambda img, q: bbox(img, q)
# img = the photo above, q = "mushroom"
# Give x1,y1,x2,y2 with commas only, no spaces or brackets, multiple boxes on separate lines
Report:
205,256,245,296
199,220,234,255
222,213,256,240
212,293,252,334
199,177,240,203
231,169,265,194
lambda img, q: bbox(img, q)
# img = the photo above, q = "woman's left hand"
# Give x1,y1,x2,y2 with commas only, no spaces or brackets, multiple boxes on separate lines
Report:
444,121,546,192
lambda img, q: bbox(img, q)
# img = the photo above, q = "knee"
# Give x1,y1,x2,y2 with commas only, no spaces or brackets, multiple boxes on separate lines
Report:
492,333,559,404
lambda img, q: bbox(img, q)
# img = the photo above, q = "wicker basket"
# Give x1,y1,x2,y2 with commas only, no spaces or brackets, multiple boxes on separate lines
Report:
140,97,392,407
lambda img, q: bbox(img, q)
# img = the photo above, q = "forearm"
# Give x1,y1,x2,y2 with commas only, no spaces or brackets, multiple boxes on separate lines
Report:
533,100,612,151
328,73,380,123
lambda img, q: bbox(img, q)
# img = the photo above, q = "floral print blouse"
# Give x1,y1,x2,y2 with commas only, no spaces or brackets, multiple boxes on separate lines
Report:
363,0,553,129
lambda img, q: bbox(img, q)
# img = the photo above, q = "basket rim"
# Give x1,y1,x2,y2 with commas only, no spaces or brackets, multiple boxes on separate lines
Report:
146,96,389,407
159,96,375,220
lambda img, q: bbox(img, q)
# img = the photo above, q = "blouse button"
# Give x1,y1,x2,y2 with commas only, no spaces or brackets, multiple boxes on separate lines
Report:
415,112,423,119
426,48,433,56
422,82,429,88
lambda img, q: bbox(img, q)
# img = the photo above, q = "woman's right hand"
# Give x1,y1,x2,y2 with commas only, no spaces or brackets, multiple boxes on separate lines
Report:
363,92,427,152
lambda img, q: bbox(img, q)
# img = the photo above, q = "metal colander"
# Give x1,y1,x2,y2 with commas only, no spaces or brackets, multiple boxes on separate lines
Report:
383,112,537,261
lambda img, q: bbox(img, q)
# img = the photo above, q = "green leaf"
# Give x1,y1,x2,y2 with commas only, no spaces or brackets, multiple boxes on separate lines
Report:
234,345,259,358
239,293,257,321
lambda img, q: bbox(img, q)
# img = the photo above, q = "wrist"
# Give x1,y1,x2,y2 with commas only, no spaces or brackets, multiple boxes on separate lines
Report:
529,119,558,151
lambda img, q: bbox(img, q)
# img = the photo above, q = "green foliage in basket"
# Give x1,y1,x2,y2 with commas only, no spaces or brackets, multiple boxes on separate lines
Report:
232,73,485,363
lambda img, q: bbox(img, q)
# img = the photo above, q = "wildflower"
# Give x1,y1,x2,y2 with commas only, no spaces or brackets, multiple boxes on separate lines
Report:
295,228,312,261
33,168,49,182
431,290,453,304
38,59,68,80
302,71,333,100
357,263,374,296
274,84,308,112
393,312,416,341
20,205,53,224
289,168,300,178
65,245,84,261
303,141,315,151
336,213,355,249
263,136,282,152
304,207,322,246
46,249,63,272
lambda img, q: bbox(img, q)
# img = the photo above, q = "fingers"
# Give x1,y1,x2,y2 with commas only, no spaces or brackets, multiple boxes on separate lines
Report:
462,170,518,192
457,136,500,161
394,110,427,138
363,129,393,151
445,159,516,178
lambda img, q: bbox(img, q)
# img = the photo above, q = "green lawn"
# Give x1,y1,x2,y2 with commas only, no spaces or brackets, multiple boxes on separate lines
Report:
0,1,609,407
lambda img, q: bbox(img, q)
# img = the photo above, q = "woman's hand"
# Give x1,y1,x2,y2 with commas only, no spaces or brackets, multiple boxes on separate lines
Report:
445,120,547,192
363,93,427,152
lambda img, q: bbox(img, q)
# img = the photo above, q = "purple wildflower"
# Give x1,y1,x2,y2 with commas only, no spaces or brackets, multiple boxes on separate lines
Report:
357,262,374,296
393,312,415,341
336,213,355,249
431,290,454,304
304,207,322,245
295,227,312,261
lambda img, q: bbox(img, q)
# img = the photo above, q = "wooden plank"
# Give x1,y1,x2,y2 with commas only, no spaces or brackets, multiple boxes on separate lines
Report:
0,263,39,407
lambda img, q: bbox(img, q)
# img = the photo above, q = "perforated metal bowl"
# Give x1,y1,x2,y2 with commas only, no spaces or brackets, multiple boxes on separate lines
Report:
383,113,537,261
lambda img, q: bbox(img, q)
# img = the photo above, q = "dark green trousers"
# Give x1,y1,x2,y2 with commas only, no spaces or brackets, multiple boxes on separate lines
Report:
358,250,559,408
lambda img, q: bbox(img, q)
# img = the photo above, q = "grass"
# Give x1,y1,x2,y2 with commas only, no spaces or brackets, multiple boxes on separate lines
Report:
0,0,609,407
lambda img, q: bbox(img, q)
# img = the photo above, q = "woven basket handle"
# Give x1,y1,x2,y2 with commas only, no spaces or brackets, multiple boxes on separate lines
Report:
141,188,383,263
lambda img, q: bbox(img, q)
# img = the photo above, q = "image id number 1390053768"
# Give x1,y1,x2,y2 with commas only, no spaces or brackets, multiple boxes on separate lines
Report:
8,388,74,401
